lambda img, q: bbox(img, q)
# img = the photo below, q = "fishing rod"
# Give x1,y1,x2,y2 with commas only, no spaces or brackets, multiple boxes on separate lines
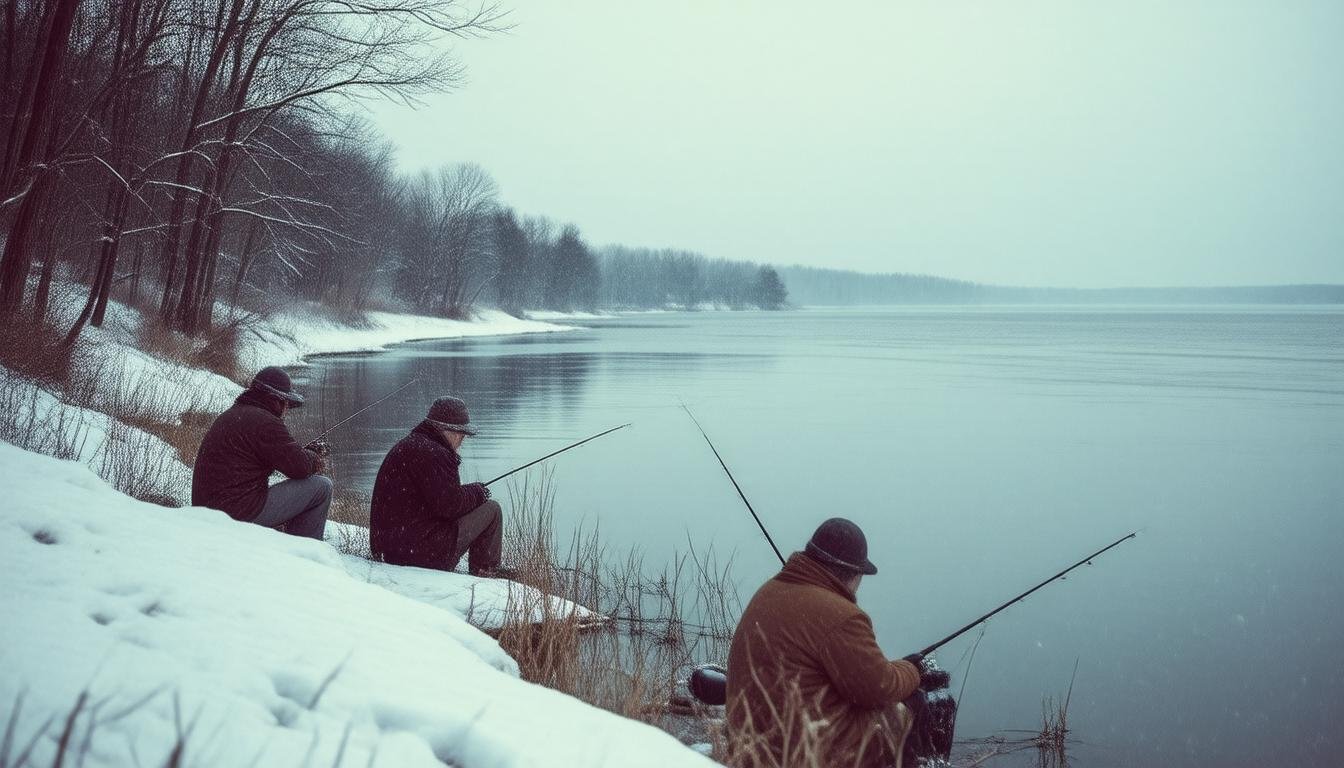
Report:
681,404,785,566
916,531,1137,657
306,377,421,449
482,423,630,487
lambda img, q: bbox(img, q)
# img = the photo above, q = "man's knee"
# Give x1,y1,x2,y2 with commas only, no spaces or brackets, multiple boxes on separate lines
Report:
477,498,501,518
309,473,333,499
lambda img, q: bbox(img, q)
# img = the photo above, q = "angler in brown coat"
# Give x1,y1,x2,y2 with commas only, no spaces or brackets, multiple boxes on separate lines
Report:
726,518,925,768
192,367,331,539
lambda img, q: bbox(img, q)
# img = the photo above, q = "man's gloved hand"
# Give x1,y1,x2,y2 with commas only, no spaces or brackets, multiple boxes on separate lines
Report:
901,653,950,690
465,482,490,505
312,453,328,475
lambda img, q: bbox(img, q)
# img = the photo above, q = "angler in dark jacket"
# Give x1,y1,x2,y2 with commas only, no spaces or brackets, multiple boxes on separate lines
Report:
191,367,331,539
370,396,504,576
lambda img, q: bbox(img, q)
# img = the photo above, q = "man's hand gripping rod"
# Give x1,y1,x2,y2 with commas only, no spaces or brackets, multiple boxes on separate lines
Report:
304,377,421,454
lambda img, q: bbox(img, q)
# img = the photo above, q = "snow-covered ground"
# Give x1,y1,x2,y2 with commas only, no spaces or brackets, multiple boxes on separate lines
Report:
242,307,575,371
0,369,194,496
0,442,711,767
324,522,603,632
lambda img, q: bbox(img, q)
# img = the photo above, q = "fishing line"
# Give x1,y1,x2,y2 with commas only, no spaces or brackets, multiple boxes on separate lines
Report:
680,402,785,566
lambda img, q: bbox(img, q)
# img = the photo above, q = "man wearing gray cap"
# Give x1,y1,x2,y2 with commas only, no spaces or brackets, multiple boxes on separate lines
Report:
192,366,331,539
369,396,506,577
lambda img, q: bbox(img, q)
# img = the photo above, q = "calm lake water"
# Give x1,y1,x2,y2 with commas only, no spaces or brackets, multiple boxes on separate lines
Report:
290,307,1344,767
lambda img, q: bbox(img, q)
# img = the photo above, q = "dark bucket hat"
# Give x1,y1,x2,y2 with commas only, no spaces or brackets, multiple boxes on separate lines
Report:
805,517,878,575
249,366,304,407
426,396,477,436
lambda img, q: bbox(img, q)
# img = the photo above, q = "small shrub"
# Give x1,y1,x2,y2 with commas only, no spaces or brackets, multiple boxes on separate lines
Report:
96,420,188,506
0,316,80,388
193,320,244,382
137,316,246,384
0,374,92,462
329,487,371,528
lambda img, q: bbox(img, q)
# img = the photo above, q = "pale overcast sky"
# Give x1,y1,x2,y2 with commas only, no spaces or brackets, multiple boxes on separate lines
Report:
369,1,1344,288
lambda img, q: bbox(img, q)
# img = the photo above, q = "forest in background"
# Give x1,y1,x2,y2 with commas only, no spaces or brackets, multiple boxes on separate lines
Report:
0,0,788,352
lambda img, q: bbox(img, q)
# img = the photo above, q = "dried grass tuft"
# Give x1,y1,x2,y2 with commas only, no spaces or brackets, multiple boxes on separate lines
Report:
493,469,738,733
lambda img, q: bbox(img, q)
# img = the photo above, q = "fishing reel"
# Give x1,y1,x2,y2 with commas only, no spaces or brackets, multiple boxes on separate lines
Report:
304,437,331,457
905,657,957,766
687,663,727,706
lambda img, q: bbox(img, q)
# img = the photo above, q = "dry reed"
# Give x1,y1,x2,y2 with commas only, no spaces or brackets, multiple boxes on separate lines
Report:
493,469,738,733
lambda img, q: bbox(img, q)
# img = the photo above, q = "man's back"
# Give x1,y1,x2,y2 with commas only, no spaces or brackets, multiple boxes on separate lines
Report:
370,422,483,568
192,391,314,521
726,553,920,768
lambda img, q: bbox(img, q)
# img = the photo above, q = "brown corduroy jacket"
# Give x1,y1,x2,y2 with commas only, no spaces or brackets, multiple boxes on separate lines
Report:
726,553,921,768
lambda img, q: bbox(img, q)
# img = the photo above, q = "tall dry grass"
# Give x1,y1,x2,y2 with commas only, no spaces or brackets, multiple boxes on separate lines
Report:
0,315,82,389
0,374,92,463
0,303,238,505
492,470,738,734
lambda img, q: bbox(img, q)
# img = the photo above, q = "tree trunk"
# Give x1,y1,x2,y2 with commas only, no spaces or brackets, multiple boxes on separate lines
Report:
33,237,57,325
128,238,144,307
157,0,248,320
230,222,260,309
90,186,130,328
0,0,82,314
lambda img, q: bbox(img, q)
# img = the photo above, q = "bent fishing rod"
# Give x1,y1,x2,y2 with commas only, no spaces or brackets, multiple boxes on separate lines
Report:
482,423,630,487
306,377,421,447
682,404,786,566
916,531,1138,657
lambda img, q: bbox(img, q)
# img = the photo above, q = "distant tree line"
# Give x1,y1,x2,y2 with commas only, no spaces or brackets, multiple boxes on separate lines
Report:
777,266,993,305
599,247,787,310
778,266,1344,305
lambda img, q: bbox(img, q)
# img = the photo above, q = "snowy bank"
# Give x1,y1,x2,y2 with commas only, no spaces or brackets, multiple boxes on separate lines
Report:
0,369,192,498
325,522,605,633
242,308,575,371
0,442,712,767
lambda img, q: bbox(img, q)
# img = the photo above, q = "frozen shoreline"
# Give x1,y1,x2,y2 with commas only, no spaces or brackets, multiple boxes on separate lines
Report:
241,306,578,372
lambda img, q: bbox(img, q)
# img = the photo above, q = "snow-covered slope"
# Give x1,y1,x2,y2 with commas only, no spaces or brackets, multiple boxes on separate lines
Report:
241,308,576,371
0,443,712,767
324,522,603,632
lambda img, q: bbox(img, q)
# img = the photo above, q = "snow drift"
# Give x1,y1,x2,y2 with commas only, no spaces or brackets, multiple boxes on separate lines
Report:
0,442,711,767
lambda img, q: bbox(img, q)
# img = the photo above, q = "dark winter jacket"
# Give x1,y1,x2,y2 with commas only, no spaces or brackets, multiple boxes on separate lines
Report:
726,552,922,768
191,390,320,521
369,421,488,569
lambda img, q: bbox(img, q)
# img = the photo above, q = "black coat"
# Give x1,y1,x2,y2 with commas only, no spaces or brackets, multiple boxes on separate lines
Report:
370,421,487,568
191,390,320,521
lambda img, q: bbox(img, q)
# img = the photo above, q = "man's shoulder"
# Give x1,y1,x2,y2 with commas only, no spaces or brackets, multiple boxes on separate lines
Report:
387,430,447,460
204,401,273,436
756,577,865,622
225,400,278,423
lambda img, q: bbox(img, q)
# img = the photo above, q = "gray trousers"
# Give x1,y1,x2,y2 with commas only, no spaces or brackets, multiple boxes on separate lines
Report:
449,499,503,574
254,475,332,540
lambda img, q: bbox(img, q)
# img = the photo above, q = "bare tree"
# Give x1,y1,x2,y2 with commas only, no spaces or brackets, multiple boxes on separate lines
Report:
397,162,498,317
